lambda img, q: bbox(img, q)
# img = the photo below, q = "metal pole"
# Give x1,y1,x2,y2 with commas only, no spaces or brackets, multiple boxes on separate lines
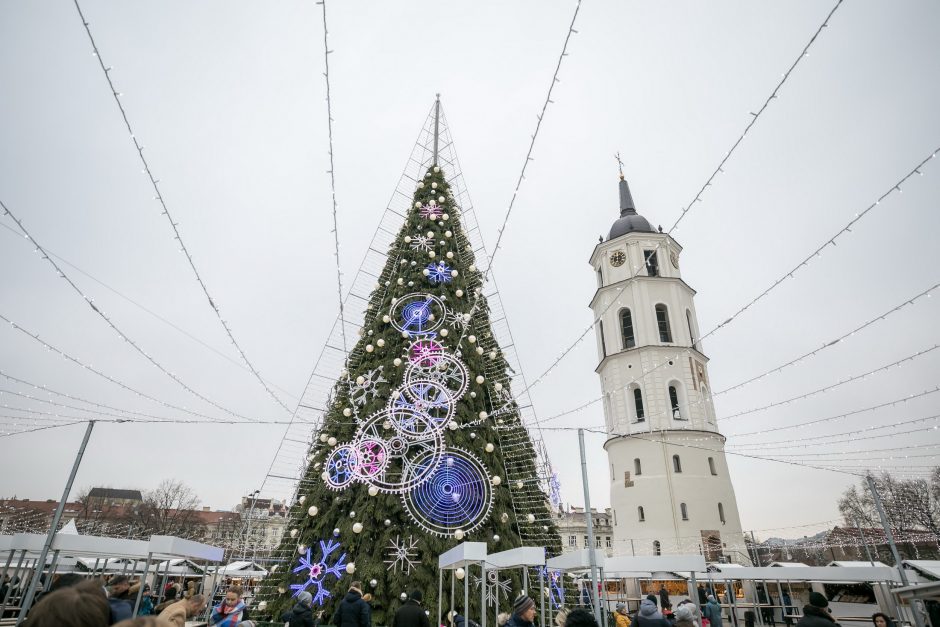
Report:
17,420,94,625
464,564,469,622
1,550,25,617
438,567,443,627
481,564,487,627
539,567,545,627
432,94,441,166
866,476,924,627
855,518,902,622
578,429,602,626
133,553,153,616
43,550,61,593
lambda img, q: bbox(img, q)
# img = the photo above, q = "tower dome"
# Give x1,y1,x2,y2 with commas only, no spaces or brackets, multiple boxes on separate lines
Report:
608,176,655,240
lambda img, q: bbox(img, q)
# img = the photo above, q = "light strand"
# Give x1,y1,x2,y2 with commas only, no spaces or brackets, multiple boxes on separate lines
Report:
729,415,940,451
71,0,292,415
1,200,255,423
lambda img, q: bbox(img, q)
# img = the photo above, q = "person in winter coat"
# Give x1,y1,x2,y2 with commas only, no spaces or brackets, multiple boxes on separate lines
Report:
391,589,429,627
158,594,206,627
209,587,246,627
795,593,839,627
449,611,481,627
615,603,632,627
634,599,670,627
565,609,599,627
333,582,372,627
108,575,135,624
281,591,315,627
702,596,723,627
507,594,538,627
659,586,671,611
674,604,697,627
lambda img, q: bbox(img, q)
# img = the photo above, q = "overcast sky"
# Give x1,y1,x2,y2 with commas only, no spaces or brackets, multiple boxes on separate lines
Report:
1,0,938,542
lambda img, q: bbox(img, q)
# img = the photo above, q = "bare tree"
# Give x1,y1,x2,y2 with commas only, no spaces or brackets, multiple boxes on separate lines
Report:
129,480,207,538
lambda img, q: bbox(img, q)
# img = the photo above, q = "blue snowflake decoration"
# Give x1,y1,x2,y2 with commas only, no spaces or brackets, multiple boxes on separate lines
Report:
539,566,565,609
426,262,453,284
549,472,562,508
290,539,347,606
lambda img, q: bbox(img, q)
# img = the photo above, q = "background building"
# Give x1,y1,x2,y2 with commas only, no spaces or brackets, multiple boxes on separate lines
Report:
555,505,614,556
589,175,749,563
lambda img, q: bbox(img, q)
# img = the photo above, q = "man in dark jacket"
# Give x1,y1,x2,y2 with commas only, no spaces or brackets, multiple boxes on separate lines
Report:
634,598,671,627
796,593,839,627
107,575,134,624
507,594,537,627
283,591,316,627
659,585,670,611
392,590,431,627
333,582,371,627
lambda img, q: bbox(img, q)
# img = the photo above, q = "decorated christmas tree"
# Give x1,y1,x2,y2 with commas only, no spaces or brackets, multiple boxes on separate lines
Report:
261,106,562,624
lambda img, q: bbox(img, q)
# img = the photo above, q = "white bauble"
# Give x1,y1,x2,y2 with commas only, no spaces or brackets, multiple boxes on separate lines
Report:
400,593,408,601
500,512,509,523
423,269,430,276
415,202,422,208
349,511,356,518
440,329,449,337
431,182,438,189
418,182,425,189
278,586,286,594
493,534,500,542
353,522,363,534
385,519,392,526
445,230,453,238
479,411,488,420
475,375,485,384
427,231,434,238
446,252,454,259
343,407,352,417
469,265,477,272
321,471,329,481
429,199,437,206
455,567,465,580
366,344,374,353
485,443,495,453
468,335,476,343
408,281,414,287
290,528,298,538
442,214,449,221
368,485,379,497
383,314,391,323
393,358,402,367
469,432,477,439
319,434,328,442
370,579,378,587
434,166,440,173
448,421,458,431
492,476,502,486
402,331,410,338
527,514,536,523
346,562,356,574
516,481,524,490
391,390,400,400
328,437,337,447
356,376,365,386
470,391,477,398
404,236,412,243
451,270,459,277
489,351,497,359
377,338,385,347
333,528,341,536
428,313,436,320
397,278,404,285
428,251,436,259
476,347,484,355
438,196,446,203
494,382,503,391
454,529,465,541
297,545,306,554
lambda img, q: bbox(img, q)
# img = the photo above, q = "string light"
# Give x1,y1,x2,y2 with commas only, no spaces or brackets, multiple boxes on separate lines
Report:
70,0,293,415
1,200,254,423
729,414,940,451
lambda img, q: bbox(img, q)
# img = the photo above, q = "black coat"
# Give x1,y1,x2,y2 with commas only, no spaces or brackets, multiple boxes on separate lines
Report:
280,602,314,627
333,591,371,627
795,606,840,627
392,600,431,627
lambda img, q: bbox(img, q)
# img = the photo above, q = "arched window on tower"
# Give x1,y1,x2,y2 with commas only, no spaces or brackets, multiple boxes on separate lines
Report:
686,309,697,350
655,304,673,343
669,385,681,420
680,503,688,521
632,387,645,422
673,454,682,473
708,457,717,476
599,320,607,358
718,502,726,524
620,309,636,349
638,506,645,522
634,458,642,476
653,540,661,556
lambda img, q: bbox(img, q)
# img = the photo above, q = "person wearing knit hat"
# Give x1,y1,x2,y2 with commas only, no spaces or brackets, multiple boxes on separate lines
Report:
675,604,697,627
283,591,316,627
507,594,537,627
565,608,599,627
795,593,839,627
614,602,631,627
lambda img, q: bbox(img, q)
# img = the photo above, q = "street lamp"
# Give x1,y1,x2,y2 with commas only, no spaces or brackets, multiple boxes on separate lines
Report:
242,490,260,561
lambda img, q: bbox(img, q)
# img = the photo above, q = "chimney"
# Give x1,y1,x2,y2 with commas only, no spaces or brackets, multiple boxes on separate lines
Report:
202,506,210,512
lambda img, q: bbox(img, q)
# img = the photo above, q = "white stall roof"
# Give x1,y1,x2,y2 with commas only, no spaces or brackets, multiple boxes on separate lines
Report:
439,542,487,569
2,533,223,564
214,561,269,577
904,561,940,580
769,562,809,567
149,536,223,562
828,560,890,568
485,547,545,570
154,559,205,575
606,555,706,575
546,549,606,573
697,566,902,583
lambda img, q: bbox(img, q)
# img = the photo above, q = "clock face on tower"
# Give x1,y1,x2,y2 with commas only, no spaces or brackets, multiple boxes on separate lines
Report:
670,252,679,268
609,250,626,267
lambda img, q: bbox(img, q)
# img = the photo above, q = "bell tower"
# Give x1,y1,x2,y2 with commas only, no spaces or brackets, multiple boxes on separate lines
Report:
589,174,748,563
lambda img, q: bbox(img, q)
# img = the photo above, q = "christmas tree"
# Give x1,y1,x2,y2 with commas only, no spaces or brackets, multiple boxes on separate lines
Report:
261,103,562,624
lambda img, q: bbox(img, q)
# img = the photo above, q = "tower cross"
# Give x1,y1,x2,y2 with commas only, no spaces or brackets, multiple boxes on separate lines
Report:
614,152,625,180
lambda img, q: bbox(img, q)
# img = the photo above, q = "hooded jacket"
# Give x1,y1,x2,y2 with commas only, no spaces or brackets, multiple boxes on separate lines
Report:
703,600,723,627
796,605,839,627
333,590,371,627
287,601,316,627
635,599,671,627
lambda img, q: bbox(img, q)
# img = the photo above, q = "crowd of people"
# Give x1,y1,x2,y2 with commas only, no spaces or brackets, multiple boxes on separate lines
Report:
8,569,901,627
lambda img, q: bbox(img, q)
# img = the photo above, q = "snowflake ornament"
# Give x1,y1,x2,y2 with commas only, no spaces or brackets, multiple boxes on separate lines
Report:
420,205,443,220
409,234,434,253
444,308,471,330
349,367,387,407
291,539,348,605
426,263,453,284
385,534,419,574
